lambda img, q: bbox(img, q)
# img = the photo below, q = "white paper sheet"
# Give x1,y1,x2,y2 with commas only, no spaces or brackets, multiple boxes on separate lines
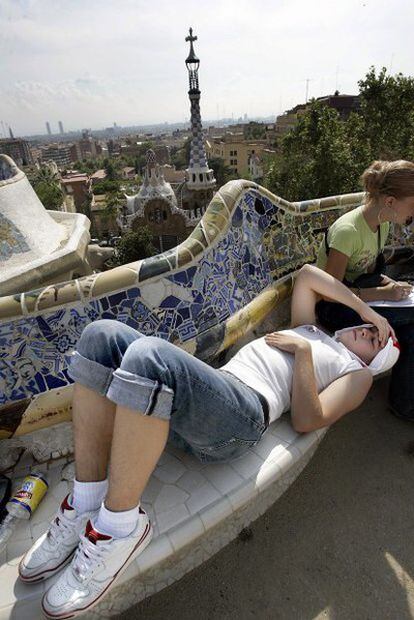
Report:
368,290,414,307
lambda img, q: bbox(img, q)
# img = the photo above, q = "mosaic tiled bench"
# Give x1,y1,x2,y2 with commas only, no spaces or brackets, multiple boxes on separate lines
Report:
1,179,413,618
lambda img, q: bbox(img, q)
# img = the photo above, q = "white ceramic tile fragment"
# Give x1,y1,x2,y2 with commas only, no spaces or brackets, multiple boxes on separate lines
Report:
229,450,264,479
254,460,282,491
8,520,31,544
199,495,233,531
227,479,259,512
271,419,299,444
265,443,297,473
251,431,288,461
175,470,206,493
295,429,320,455
49,480,70,501
0,560,44,607
141,476,163,504
156,503,190,535
153,485,189,513
134,534,174,573
153,458,186,484
203,463,244,495
168,514,205,552
6,539,29,565
186,481,221,515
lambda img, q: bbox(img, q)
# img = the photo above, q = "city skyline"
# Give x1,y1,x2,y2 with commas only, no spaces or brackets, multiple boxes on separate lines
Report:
1,0,413,136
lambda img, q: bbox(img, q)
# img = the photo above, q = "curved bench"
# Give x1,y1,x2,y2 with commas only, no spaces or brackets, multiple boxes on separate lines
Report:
0,180,413,618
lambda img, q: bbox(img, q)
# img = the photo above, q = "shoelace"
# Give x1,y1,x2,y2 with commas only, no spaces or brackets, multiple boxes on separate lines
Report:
71,534,107,583
47,512,76,547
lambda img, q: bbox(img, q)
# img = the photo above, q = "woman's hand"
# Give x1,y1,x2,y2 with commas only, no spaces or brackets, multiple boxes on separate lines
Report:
358,307,396,346
264,332,311,354
380,281,412,301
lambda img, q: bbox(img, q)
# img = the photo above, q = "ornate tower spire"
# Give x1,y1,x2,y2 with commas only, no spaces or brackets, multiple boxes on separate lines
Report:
185,27,216,191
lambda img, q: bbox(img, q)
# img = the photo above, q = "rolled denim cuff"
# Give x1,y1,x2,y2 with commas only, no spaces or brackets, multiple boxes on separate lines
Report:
68,351,114,396
106,369,174,420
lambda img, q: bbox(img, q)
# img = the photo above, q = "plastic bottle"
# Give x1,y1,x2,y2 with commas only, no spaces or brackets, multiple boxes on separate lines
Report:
0,471,49,553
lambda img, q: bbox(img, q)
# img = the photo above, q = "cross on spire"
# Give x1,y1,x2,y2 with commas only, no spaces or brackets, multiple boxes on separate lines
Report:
185,27,197,44
185,27,198,62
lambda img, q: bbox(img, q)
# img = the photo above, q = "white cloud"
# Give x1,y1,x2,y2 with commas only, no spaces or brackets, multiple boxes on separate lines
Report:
1,0,413,134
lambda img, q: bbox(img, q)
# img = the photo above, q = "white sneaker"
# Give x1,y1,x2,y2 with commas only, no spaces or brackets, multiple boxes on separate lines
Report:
42,508,152,619
19,495,97,583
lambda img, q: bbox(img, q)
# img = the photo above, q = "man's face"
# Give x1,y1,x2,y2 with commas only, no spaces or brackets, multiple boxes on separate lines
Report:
337,325,381,364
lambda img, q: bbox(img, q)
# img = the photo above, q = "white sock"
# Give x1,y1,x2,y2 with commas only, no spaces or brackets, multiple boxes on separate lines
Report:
72,479,108,514
94,502,140,539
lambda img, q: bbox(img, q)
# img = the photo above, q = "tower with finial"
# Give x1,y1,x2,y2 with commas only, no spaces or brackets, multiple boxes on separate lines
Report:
185,27,216,191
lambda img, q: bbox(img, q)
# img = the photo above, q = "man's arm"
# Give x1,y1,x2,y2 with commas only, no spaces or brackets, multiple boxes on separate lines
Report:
264,331,373,433
290,344,373,433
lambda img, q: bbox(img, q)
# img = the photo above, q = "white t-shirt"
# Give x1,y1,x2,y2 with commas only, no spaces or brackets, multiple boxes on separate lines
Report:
220,325,363,424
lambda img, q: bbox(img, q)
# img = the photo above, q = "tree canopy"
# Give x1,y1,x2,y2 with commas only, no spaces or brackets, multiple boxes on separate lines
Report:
34,180,64,211
264,67,414,201
114,228,157,265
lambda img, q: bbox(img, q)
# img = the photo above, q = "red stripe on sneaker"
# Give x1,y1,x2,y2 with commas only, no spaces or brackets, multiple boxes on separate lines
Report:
85,520,112,544
19,547,76,583
61,495,74,512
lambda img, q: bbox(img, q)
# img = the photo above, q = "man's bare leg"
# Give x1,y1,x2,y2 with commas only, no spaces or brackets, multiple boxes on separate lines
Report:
72,382,116,482
105,405,169,511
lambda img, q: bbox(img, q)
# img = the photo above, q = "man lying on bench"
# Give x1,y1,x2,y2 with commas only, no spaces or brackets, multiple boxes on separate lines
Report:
19,264,399,619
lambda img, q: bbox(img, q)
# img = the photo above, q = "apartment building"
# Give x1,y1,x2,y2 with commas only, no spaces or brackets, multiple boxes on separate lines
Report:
205,131,268,177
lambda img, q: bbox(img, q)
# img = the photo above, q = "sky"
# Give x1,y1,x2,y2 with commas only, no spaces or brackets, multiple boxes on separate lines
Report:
1,0,413,136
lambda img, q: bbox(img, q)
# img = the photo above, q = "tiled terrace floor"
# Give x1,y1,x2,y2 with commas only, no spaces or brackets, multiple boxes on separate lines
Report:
122,376,414,620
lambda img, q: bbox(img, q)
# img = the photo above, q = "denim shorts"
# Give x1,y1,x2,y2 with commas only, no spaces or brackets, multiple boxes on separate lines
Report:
68,319,268,463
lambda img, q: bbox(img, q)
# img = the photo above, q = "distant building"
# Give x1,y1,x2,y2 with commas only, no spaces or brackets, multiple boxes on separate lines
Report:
161,165,186,184
205,132,269,177
275,92,360,137
90,193,119,238
121,149,201,253
58,121,64,135
70,136,102,162
90,169,108,185
275,104,307,137
46,121,52,136
60,171,91,212
121,167,136,180
315,92,360,120
0,138,33,167
41,143,72,167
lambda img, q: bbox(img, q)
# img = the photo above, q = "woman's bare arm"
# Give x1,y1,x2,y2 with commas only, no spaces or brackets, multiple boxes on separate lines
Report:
323,248,405,302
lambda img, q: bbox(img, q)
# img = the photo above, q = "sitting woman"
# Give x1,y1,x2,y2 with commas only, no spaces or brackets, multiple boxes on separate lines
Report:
316,159,414,420
20,265,399,620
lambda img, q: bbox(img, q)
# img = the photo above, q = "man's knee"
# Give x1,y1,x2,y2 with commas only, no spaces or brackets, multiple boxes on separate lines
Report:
77,320,120,359
120,336,178,380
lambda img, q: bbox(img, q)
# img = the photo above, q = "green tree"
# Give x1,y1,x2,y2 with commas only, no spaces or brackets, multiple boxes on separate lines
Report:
93,179,121,195
265,101,361,201
33,166,60,185
34,181,64,211
104,160,118,181
358,67,414,160
115,228,157,265
102,192,121,223
170,138,191,170
209,157,239,185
